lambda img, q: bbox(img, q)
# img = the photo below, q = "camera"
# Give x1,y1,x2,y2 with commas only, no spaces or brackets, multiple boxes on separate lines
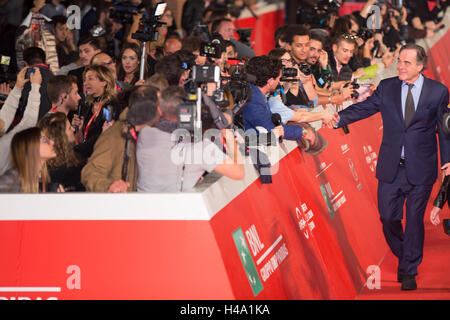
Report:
282,67,298,78
344,79,360,99
235,28,253,47
109,1,138,25
200,41,222,59
131,2,167,43
358,28,374,42
192,65,221,84
298,62,312,76
25,67,35,80
317,73,333,88
297,0,341,28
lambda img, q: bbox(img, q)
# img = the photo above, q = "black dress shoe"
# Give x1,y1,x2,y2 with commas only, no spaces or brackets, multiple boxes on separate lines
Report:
401,275,417,290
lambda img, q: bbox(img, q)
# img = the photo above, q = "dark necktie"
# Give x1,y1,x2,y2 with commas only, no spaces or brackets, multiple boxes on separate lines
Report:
404,84,415,126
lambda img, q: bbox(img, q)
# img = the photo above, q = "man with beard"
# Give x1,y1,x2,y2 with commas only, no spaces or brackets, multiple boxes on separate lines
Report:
46,75,81,116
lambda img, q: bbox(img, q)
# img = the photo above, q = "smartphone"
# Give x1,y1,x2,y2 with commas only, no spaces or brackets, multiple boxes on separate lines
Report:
102,107,112,122
25,68,35,79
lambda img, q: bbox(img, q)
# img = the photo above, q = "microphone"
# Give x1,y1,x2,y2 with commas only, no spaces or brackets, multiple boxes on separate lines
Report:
271,113,283,143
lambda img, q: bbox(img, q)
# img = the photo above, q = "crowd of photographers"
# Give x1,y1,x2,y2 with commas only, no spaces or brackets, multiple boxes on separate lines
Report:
0,0,448,193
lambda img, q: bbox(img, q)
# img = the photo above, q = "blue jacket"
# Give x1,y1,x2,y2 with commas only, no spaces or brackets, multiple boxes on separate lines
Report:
242,83,303,141
338,76,450,185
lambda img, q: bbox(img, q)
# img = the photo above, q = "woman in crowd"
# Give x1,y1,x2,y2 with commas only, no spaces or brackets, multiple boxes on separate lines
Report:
0,127,63,193
268,48,317,108
72,64,121,159
38,112,85,192
117,42,147,86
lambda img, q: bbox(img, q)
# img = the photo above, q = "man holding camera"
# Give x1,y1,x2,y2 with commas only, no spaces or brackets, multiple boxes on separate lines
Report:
242,55,303,142
136,86,244,192
333,44,450,291
284,25,319,108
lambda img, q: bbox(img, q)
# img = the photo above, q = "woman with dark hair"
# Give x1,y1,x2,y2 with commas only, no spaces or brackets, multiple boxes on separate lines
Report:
0,127,63,193
72,64,121,159
117,42,148,86
38,112,85,191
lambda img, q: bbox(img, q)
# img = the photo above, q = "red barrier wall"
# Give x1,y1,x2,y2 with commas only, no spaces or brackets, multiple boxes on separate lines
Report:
0,113,388,300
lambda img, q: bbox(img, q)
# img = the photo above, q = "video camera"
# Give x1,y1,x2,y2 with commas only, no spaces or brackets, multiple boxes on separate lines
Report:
109,1,139,25
223,58,253,115
131,2,167,43
178,64,231,139
131,2,167,80
200,40,223,59
297,0,341,28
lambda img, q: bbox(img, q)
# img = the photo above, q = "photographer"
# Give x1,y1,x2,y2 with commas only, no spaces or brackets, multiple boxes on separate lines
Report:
241,55,303,142
211,18,255,59
82,83,163,193
182,0,211,37
268,48,338,127
14,47,54,121
284,25,319,107
182,36,208,66
136,86,244,192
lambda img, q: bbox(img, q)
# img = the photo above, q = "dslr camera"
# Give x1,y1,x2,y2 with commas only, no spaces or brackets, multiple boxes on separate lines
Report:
109,1,139,25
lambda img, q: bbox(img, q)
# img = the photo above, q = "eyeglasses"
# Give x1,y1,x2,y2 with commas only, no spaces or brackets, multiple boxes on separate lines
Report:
40,136,52,144
280,58,294,64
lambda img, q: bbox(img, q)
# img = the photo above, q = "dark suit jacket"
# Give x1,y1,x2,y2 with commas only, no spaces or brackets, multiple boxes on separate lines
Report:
338,75,450,185
68,66,85,95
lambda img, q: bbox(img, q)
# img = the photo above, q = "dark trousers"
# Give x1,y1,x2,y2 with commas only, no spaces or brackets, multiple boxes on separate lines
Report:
377,165,433,276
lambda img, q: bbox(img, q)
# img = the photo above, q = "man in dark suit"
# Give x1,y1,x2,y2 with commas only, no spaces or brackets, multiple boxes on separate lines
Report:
334,44,450,290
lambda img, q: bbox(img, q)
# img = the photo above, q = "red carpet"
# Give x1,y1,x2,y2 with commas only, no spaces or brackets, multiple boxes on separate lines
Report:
357,183,450,300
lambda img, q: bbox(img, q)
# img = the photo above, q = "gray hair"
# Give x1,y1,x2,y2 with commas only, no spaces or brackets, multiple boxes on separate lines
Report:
399,43,428,71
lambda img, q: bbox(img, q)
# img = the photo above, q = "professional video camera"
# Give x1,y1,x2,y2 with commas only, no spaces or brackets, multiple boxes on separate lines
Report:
297,0,341,28
109,1,139,25
178,64,231,140
223,58,253,114
235,28,253,47
200,40,223,59
131,2,167,80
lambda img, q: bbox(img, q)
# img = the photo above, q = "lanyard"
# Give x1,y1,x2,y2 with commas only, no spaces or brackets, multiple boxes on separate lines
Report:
83,104,103,141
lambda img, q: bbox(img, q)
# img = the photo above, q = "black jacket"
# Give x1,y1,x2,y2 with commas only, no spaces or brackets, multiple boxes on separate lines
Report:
182,0,207,36
17,64,54,121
